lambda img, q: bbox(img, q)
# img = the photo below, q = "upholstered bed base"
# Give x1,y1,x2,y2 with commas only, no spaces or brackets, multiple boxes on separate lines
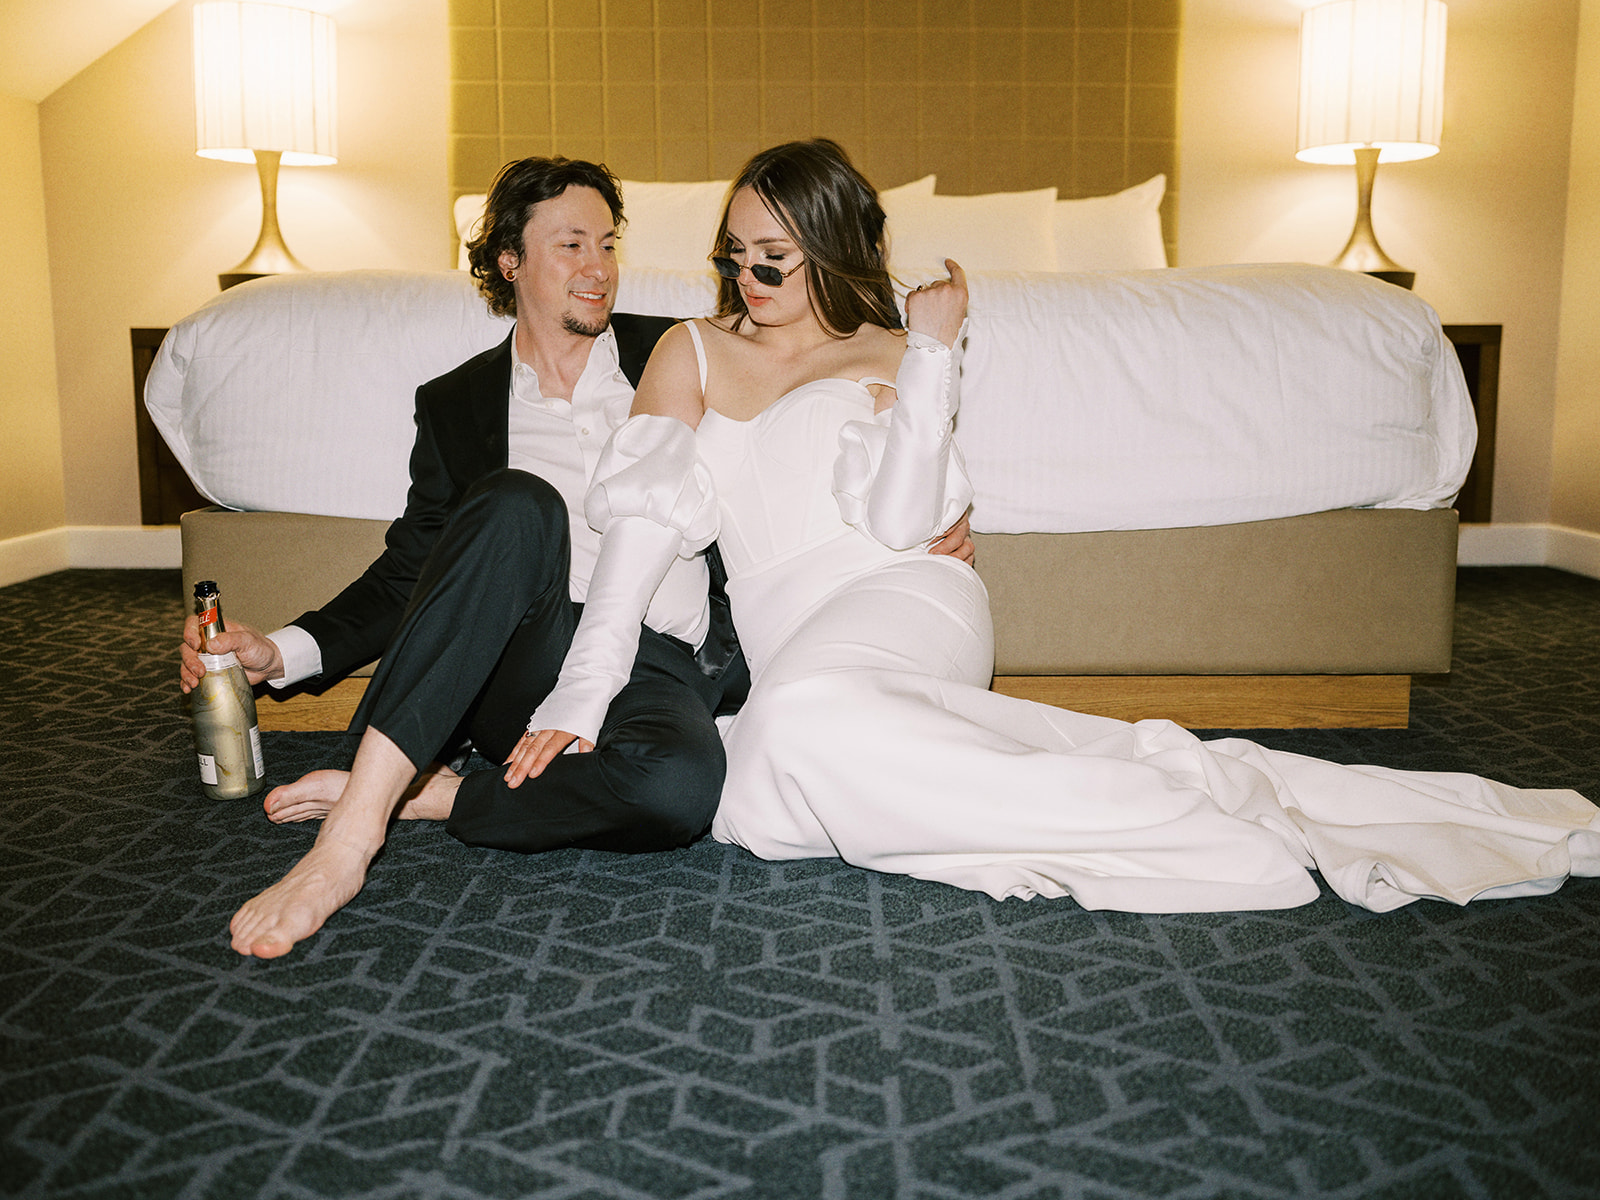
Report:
182,505,1457,732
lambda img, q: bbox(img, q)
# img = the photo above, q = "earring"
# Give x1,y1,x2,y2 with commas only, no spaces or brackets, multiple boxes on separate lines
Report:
504,271,516,282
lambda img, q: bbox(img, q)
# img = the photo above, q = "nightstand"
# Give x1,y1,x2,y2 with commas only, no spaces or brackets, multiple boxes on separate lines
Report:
1441,325,1500,525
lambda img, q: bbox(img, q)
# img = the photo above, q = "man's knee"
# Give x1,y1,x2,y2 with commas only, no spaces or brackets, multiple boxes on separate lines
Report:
594,722,725,851
453,469,568,544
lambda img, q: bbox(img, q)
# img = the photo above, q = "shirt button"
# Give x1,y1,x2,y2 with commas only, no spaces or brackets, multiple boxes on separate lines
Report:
579,427,591,436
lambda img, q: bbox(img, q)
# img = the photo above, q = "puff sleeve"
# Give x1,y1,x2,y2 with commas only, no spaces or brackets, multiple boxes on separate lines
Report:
524,414,719,745
833,328,974,550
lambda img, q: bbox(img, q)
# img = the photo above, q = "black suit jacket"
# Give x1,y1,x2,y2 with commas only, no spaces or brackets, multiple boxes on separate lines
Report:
292,313,677,682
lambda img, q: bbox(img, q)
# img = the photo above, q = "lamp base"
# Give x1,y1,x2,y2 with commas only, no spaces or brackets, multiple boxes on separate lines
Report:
219,150,310,291
1331,147,1415,291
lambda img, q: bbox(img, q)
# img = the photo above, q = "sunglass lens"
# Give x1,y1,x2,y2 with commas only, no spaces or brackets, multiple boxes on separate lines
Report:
710,256,787,287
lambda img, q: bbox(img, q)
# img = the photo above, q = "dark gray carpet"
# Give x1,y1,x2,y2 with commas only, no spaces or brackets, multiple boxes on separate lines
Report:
3,567,1597,1200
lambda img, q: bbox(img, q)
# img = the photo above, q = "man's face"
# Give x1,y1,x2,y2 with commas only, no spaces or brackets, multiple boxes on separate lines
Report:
499,185,618,338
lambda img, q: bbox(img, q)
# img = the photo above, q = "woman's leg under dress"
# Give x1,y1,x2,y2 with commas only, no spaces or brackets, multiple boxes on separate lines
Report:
713,558,1599,912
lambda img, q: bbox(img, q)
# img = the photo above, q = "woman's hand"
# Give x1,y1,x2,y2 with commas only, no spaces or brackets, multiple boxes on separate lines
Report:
504,728,594,788
905,259,968,349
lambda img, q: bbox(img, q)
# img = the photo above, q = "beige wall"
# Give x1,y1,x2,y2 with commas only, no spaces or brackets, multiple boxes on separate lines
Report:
1178,0,1582,527
37,0,452,528
1551,0,1600,534
0,91,66,542
15,0,1594,542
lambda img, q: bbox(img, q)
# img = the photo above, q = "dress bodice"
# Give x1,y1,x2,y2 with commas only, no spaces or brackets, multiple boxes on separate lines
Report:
696,380,887,567
695,379,920,674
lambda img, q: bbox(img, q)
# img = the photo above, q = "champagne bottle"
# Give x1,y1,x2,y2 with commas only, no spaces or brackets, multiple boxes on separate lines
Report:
190,580,266,800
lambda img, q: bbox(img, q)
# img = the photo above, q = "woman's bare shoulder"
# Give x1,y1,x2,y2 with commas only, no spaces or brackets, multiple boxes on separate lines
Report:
858,322,909,370
632,321,708,421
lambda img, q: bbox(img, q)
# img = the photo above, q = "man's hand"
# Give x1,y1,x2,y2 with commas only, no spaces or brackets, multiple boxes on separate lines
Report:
504,727,595,788
928,512,976,564
180,615,286,693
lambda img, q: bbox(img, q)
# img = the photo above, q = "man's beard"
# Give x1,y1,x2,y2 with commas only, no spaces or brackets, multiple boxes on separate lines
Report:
563,311,608,338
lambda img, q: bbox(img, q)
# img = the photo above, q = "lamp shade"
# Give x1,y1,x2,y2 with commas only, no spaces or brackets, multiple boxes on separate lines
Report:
1297,0,1446,165
194,1,337,165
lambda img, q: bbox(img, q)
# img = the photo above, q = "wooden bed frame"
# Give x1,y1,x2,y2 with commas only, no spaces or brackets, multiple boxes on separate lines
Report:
182,505,1457,733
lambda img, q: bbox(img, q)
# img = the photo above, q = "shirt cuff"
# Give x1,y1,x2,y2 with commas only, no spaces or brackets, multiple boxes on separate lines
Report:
266,625,322,689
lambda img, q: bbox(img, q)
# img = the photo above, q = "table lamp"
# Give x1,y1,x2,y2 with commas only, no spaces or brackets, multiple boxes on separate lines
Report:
1296,0,1446,290
194,1,337,290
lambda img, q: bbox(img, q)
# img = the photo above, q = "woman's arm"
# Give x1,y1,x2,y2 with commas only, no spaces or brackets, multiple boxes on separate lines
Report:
836,261,975,551
504,325,717,785
903,260,968,354
629,321,710,424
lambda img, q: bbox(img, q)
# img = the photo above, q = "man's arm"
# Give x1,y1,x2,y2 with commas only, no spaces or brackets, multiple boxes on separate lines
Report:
176,348,499,693
179,616,285,692
284,352,501,681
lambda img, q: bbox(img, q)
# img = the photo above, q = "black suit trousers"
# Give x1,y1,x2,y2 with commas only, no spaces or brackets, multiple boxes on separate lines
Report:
350,469,728,854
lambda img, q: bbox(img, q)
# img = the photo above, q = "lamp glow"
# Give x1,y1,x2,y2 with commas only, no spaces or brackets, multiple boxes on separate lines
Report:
194,1,337,289
1296,0,1446,288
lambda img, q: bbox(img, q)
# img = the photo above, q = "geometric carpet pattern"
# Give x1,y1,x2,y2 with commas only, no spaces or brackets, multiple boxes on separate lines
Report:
3,567,1597,1199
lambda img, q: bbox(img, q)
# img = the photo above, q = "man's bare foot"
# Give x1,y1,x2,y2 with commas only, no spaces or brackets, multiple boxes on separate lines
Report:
265,765,461,824
264,770,348,823
229,833,375,958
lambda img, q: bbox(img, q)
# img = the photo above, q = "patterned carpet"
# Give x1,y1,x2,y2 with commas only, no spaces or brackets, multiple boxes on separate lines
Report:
2,567,1597,1200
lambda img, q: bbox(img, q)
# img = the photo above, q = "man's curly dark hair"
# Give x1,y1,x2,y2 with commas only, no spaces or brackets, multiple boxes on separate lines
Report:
465,157,626,318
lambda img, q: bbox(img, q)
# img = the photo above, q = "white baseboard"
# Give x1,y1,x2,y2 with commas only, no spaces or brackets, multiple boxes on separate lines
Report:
0,525,182,588
0,528,70,588
1458,522,1600,580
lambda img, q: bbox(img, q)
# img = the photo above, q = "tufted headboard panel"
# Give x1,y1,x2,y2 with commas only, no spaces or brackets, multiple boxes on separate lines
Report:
447,0,1179,260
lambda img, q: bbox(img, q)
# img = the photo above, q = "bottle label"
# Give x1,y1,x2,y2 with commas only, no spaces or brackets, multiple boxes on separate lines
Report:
198,753,218,785
249,726,264,775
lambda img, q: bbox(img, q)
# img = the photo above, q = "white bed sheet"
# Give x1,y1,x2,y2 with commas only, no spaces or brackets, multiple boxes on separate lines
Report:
144,264,1474,533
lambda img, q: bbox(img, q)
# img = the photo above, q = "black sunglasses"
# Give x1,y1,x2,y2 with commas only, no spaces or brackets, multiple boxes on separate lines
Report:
708,254,806,287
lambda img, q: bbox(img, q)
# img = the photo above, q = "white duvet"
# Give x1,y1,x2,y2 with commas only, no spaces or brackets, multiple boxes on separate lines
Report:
945,263,1476,532
143,263,1474,532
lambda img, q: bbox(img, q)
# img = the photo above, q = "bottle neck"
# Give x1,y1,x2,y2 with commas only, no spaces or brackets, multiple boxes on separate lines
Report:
195,593,224,652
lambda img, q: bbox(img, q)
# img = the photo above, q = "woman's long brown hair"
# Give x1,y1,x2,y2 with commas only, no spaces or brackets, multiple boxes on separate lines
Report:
713,139,902,338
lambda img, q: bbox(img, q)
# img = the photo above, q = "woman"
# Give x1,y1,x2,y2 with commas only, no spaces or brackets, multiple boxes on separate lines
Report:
512,139,1598,913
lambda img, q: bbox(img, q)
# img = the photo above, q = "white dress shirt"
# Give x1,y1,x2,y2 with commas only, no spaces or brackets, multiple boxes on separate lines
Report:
268,329,710,687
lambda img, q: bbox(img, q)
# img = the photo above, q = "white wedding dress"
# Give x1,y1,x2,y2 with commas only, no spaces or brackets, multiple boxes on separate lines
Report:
538,320,1600,914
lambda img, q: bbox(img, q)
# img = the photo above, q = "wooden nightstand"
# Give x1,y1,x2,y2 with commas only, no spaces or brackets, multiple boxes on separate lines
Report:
132,328,206,525
1441,325,1500,525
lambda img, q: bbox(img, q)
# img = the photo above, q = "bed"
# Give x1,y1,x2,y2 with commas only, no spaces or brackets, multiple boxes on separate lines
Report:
149,175,1472,731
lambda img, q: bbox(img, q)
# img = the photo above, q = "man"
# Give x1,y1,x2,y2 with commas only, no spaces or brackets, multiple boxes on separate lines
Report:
181,157,971,960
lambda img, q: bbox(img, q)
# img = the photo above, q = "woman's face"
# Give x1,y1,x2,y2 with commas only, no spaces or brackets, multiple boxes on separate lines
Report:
723,186,810,327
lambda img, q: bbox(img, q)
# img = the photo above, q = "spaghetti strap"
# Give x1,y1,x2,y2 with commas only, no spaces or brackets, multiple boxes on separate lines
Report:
683,319,709,393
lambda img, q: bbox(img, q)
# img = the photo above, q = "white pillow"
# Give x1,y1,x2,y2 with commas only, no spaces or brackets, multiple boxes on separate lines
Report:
454,182,733,272
878,173,937,202
454,193,486,271
884,186,1059,274
614,179,732,271
455,174,941,273
1054,175,1168,271
617,174,937,271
